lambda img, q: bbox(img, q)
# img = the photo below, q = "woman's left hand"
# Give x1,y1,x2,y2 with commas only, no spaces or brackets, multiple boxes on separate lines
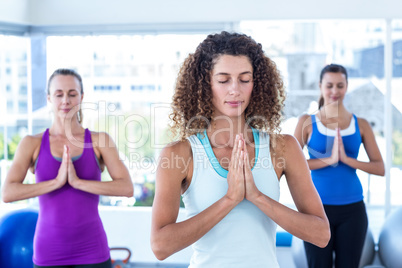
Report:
243,137,261,202
337,128,350,165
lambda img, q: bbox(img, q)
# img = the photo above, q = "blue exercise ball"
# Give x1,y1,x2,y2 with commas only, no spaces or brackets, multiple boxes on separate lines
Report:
0,209,38,268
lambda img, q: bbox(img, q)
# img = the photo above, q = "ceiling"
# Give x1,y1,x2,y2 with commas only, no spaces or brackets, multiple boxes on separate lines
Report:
1,0,401,35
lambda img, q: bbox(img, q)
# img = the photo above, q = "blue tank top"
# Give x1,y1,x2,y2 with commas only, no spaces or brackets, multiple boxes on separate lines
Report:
307,114,363,205
182,129,280,268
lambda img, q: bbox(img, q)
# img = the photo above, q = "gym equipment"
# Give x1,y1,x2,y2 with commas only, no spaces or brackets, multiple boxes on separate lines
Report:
0,209,38,268
378,206,402,268
111,247,132,268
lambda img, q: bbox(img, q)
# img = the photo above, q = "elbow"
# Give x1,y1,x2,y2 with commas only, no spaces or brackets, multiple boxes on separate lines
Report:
307,218,330,248
315,220,331,248
151,238,170,261
376,160,385,176
379,165,385,177
125,184,134,197
317,228,331,248
2,190,13,203
373,164,385,177
2,196,14,203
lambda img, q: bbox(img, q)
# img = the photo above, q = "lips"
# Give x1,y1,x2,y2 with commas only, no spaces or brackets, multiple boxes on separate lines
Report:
225,101,243,107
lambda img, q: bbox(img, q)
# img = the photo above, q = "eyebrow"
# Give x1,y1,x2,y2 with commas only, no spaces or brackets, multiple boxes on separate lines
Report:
54,89,79,92
214,71,253,76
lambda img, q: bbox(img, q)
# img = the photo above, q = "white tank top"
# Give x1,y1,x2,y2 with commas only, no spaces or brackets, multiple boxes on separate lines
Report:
182,129,280,268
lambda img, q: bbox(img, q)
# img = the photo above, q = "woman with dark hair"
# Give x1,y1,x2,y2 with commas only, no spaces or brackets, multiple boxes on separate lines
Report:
294,63,385,268
151,31,330,267
2,68,134,268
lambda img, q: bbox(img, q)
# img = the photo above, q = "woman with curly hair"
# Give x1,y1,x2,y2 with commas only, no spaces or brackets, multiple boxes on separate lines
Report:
151,31,330,267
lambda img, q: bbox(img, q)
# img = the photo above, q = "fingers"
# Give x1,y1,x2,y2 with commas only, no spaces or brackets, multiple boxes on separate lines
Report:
244,147,250,170
337,128,343,146
62,145,70,163
231,135,239,169
231,135,244,170
237,137,244,170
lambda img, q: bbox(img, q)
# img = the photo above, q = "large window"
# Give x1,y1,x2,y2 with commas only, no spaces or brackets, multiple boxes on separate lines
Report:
1,21,401,215
0,35,30,202
46,34,207,206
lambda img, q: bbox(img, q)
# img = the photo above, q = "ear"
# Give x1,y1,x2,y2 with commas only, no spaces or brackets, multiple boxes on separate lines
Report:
81,93,84,102
47,94,51,103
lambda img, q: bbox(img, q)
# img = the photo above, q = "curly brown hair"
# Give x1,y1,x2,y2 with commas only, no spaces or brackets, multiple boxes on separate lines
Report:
170,31,285,141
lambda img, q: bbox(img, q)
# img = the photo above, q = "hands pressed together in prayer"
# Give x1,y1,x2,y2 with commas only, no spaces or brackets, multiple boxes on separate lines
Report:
226,134,261,204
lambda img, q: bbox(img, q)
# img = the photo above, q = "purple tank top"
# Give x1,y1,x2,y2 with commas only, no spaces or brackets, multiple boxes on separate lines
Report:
33,128,110,266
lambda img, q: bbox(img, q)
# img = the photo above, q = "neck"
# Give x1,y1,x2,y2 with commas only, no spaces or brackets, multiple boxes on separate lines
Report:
320,101,348,119
50,117,83,136
207,115,252,147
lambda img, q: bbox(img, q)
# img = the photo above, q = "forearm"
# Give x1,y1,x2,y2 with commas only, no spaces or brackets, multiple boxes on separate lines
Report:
72,178,133,197
251,194,330,248
151,196,238,260
307,158,336,170
2,179,60,203
343,157,385,176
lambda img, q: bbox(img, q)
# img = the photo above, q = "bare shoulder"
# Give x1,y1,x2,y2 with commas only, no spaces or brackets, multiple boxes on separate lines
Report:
157,139,193,188
296,114,313,130
16,132,44,163
294,114,313,143
356,117,372,136
357,117,371,128
24,132,44,143
270,134,302,178
89,131,115,148
270,133,299,156
23,133,43,150
280,134,300,150
160,139,192,161
298,113,312,123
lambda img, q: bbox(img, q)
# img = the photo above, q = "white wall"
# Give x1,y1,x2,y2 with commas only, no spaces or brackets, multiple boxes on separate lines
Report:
2,0,402,27
26,0,402,25
100,206,193,264
0,0,29,24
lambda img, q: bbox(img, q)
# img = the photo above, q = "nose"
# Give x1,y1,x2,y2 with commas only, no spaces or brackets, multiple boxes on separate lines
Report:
62,94,70,104
328,86,338,95
228,81,240,95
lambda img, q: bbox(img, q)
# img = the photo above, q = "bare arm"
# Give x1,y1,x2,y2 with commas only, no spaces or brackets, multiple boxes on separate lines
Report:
294,114,339,170
68,132,133,197
339,118,385,176
151,136,245,260
2,135,67,202
245,135,330,248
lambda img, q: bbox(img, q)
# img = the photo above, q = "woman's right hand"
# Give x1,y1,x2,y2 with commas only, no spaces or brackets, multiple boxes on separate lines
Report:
329,130,340,166
55,145,69,188
226,135,245,204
